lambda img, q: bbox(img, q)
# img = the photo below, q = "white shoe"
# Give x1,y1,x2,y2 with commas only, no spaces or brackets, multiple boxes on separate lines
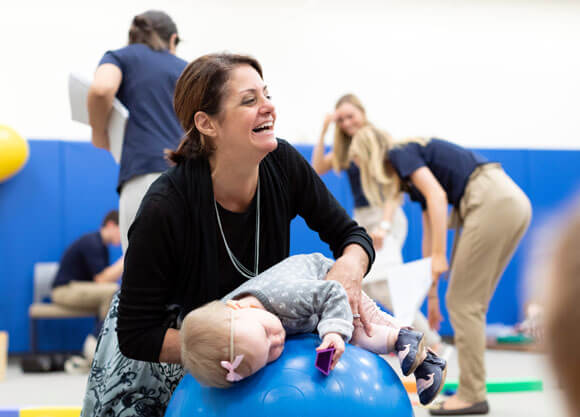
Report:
83,334,97,363
64,355,90,374
432,342,455,362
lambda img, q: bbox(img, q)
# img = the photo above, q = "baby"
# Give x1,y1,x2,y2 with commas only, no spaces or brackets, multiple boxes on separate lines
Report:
181,253,447,405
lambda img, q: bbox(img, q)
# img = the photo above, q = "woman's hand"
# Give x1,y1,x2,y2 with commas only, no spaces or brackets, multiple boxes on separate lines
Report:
91,129,110,150
322,112,336,133
370,228,388,250
326,245,371,335
427,295,443,331
428,253,447,330
316,332,345,371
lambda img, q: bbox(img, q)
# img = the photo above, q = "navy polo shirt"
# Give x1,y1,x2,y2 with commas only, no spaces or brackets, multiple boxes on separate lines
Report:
346,162,370,208
388,138,488,210
52,232,109,288
99,43,187,192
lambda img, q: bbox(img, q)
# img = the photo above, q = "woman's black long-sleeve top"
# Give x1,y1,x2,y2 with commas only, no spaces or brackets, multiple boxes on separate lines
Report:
117,139,375,362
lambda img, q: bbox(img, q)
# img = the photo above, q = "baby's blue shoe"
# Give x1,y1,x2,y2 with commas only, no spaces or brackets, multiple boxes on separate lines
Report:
415,349,448,406
394,328,425,376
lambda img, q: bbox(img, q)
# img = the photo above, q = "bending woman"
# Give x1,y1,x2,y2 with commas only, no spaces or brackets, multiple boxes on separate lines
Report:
311,94,440,347
349,127,531,415
81,54,374,417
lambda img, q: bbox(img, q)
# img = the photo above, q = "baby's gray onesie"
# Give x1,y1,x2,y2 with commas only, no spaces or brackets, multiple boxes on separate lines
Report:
222,253,354,341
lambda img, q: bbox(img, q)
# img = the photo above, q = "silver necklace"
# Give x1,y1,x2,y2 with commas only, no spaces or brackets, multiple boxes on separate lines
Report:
214,180,260,280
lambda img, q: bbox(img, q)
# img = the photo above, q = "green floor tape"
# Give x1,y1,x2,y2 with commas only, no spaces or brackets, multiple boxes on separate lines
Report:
443,379,543,393
496,335,535,344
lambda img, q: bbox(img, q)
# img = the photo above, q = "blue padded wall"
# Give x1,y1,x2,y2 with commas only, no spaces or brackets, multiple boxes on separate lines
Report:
0,141,119,353
0,141,63,352
1,140,580,353
289,145,353,259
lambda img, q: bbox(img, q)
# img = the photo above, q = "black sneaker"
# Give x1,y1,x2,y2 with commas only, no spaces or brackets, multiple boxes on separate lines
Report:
394,328,425,376
415,349,448,405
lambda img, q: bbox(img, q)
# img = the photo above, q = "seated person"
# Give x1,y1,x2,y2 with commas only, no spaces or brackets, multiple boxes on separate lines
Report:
181,253,447,406
51,210,123,351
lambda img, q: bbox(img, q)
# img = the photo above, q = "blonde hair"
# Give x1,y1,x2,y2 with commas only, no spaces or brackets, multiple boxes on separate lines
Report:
180,301,253,388
545,198,580,415
331,94,368,172
348,126,427,207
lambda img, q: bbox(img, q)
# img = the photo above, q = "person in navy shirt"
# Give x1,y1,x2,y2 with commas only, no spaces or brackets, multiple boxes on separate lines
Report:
311,94,441,349
52,210,122,326
349,127,531,415
87,10,187,252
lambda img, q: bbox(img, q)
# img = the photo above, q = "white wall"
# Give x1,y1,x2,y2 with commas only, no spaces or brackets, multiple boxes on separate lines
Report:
2,0,579,149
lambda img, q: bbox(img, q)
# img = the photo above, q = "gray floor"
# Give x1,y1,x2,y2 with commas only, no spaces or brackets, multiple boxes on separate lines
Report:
0,348,569,416
409,348,568,417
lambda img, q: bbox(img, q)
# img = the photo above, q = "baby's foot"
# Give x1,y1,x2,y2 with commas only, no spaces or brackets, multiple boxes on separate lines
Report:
415,348,448,406
394,328,425,376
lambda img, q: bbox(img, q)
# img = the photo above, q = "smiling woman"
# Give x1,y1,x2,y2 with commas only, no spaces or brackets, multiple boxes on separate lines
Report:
175,64,278,182
80,53,375,417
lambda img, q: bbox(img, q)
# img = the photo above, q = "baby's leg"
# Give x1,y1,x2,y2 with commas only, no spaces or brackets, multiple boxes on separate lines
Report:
352,322,399,354
356,291,427,375
352,291,403,353
360,290,402,328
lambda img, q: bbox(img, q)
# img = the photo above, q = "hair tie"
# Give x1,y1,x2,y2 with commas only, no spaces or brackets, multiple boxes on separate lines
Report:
133,15,152,31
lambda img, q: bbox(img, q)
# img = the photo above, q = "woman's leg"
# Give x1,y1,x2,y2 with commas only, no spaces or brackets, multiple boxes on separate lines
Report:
81,292,185,417
119,172,163,253
446,166,531,405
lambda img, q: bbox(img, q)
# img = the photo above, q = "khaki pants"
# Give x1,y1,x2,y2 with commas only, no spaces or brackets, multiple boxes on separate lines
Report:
355,206,442,347
119,172,163,253
448,164,531,403
52,281,119,321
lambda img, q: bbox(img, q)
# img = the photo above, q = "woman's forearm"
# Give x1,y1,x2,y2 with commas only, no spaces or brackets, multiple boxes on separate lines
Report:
311,117,333,175
421,210,432,257
427,192,448,258
340,243,370,276
426,191,449,296
87,89,114,149
88,63,122,149
380,194,403,226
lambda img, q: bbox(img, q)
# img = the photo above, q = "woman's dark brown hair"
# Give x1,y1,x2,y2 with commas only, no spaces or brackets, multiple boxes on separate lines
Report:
129,10,179,51
168,53,263,163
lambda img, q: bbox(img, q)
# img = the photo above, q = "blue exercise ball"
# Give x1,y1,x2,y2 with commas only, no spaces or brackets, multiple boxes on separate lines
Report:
165,333,413,417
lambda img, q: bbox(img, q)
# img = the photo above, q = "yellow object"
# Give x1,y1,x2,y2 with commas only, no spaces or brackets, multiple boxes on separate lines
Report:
20,407,81,417
0,331,7,382
0,125,29,182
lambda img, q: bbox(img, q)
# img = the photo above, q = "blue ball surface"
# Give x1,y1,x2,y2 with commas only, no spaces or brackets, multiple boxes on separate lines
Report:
165,333,413,417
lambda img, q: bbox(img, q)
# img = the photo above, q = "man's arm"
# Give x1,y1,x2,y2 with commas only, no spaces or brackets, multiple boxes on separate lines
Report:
94,256,124,283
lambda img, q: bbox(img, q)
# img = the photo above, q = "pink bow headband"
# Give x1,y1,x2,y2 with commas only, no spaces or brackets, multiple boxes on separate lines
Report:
221,354,244,382
221,303,244,382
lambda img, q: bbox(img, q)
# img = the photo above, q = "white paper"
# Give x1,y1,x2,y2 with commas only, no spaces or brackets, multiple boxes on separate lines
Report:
68,72,128,164
385,257,433,326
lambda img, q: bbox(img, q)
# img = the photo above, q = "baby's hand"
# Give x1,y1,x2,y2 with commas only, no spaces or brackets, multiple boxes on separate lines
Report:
316,333,345,371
